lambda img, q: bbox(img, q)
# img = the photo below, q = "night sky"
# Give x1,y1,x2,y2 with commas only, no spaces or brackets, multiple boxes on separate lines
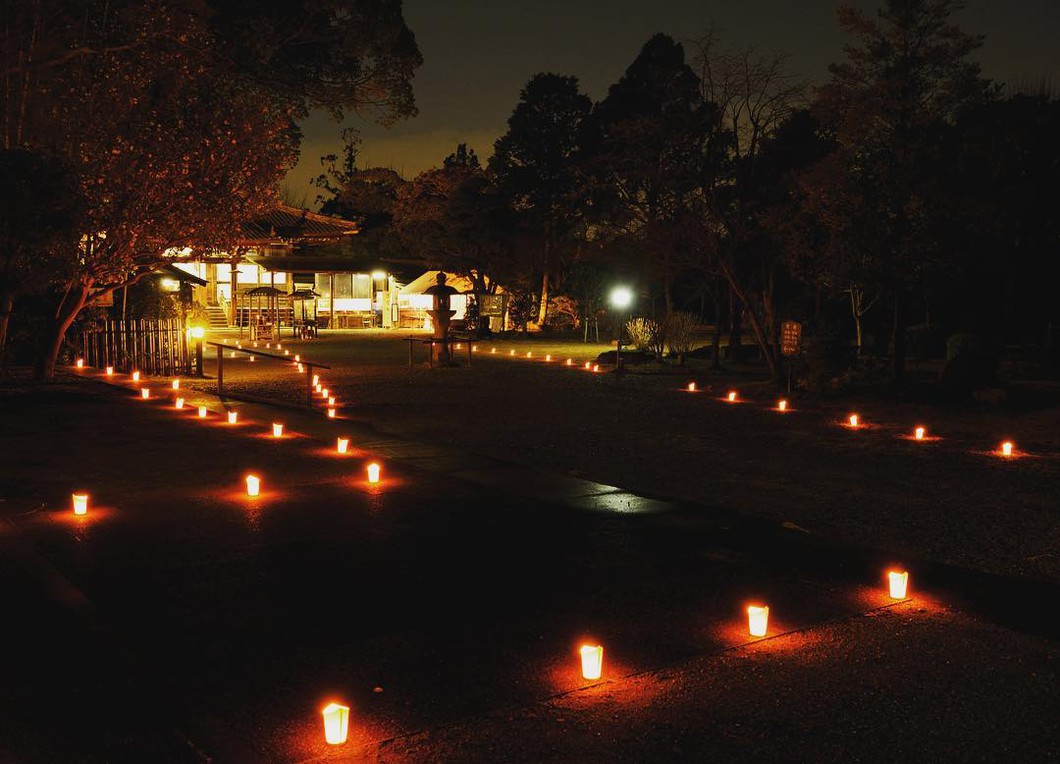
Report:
287,0,1060,203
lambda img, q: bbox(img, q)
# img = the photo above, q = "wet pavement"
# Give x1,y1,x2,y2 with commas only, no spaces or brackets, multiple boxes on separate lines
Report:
1,372,1058,762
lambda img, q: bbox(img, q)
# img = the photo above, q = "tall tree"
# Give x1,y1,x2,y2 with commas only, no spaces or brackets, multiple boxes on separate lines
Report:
808,0,992,384
490,73,592,326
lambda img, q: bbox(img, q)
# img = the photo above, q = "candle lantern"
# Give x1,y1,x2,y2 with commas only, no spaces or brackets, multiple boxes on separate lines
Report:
328,397,335,406
175,398,185,410
545,354,552,362
322,702,349,745
367,463,381,483
566,358,573,366
777,399,788,412
72,493,89,515
888,570,909,599
272,423,284,438
321,388,329,398
688,382,697,392
747,605,769,637
1000,441,1014,457
848,414,859,428
328,408,336,418
472,345,478,352
337,438,350,454
171,379,180,390
106,366,114,376
132,371,141,382
455,343,462,350
248,355,255,363
580,644,603,680
526,351,532,358
312,374,320,386
245,474,260,497
294,354,301,362
914,426,926,440
727,391,737,402
592,364,600,372
140,388,150,399
198,405,208,418
227,411,237,424
491,347,497,354
75,358,84,368
584,362,591,370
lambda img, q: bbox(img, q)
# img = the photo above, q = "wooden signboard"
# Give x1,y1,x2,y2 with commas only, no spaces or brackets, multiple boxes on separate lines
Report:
780,320,802,356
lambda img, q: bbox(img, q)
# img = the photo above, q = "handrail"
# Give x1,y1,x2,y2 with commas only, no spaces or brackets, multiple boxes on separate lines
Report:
206,340,330,409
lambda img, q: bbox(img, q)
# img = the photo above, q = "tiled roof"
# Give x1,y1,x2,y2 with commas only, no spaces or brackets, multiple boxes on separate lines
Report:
241,204,359,242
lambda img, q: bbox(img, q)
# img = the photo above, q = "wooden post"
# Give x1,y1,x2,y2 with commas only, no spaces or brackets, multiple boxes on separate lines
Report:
217,345,224,398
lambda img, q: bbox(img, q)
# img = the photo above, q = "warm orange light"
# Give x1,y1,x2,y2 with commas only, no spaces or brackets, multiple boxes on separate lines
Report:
472,345,478,352
322,702,349,745
914,426,926,440
284,349,289,356
580,644,603,680
584,361,591,370
727,391,737,402
510,349,516,356
297,363,304,372
566,358,572,366
272,423,284,438
294,354,300,362
140,387,150,399
75,358,84,368
328,397,336,406
321,388,329,398
491,347,497,354
688,382,696,392
105,366,114,376
276,343,282,350
592,364,600,372
848,414,859,428
72,493,89,515
248,355,255,363
455,343,462,350
198,405,208,418
265,342,270,349
312,374,320,386
132,371,141,382
175,397,185,410
245,474,260,497
253,341,258,348
227,411,237,424
171,379,180,390
367,462,381,483
1000,441,1014,457
747,605,769,637
328,408,336,418
545,354,552,362
777,399,788,412
526,351,532,358
337,437,349,454
888,570,909,599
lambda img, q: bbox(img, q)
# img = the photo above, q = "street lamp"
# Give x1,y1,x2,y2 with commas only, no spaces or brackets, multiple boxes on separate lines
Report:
609,286,633,371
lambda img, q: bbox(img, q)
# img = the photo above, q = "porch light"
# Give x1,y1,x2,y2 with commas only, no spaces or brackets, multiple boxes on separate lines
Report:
888,570,909,599
245,474,260,497
367,463,381,483
72,493,89,515
337,438,349,454
580,644,603,680
747,605,769,637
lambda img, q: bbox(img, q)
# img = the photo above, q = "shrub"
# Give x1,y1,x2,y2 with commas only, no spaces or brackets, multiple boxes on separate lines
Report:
625,317,654,351
665,312,698,361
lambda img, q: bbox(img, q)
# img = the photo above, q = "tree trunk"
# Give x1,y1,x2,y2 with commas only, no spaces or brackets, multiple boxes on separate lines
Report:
892,291,906,385
0,293,13,373
36,282,91,382
536,271,549,327
850,288,863,356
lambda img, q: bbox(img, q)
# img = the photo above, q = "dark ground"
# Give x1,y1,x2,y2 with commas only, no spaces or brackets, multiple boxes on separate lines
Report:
1,338,1058,761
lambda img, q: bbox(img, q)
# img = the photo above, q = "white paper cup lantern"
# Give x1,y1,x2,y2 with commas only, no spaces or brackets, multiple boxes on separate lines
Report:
321,702,349,745
75,358,84,368
132,371,141,382
105,366,114,376
777,399,788,412
72,493,89,515
272,423,284,438
198,405,208,418
327,408,336,418
914,426,926,440
848,414,859,428
245,474,260,497
727,391,737,402
337,437,350,454
888,570,909,599
175,397,185,409
580,644,603,680
688,382,696,392
140,387,150,399
227,411,238,424
747,605,769,637
367,463,381,483
171,379,180,390
1000,441,1014,457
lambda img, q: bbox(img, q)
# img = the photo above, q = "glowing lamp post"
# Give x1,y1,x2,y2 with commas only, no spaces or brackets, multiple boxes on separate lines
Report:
227,411,238,425
132,371,141,382
367,463,381,484
579,644,603,681
245,474,260,497
747,605,769,637
914,426,926,441
175,397,185,410
71,493,89,516
888,570,909,599
272,423,284,438
1000,441,1014,457
321,702,350,746
106,366,114,376
140,387,150,399
337,437,350,454
777,399,788,412
609,286,633,371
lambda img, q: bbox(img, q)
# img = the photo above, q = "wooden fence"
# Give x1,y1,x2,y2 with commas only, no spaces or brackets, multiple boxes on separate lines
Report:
82,319,191,376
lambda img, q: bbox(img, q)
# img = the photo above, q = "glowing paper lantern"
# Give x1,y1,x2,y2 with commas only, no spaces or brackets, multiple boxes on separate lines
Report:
227,411,238,424
848,414,859,428
297,363,304,372
265,343,271,349
472,345,478,352
276,343,282,349
777,399,788,412
914,426,926,440
75,358,84,368
747,605,769,637
888,570,909,599
727,391,737,402
253,341,258,348
584,362,591,370
198,406,208,418
284,350,289,356
688,382,697,392
171,379,180,390
545,354,552,362
1000,441,1014,457
106,366,114,376
580,644,603,681
272,423,284,438
72,493,89,516
132,371,141,382
510,349,516,356
526,351,532,358
337,437,349,454
592,364,600,372
367,463,381,483
248,355,255,363
245,474,260,497
175,397,185,410
321,388,329,398
328,397,336,406
491,348,497,354
294,354,301,362
322,703,349,746
312,375,320,386
455,343,462,350
140,388,150,399
328,408,336,419
566,358,572,366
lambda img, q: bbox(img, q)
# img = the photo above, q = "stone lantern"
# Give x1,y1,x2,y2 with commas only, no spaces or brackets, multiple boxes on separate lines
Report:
424,272,458,365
